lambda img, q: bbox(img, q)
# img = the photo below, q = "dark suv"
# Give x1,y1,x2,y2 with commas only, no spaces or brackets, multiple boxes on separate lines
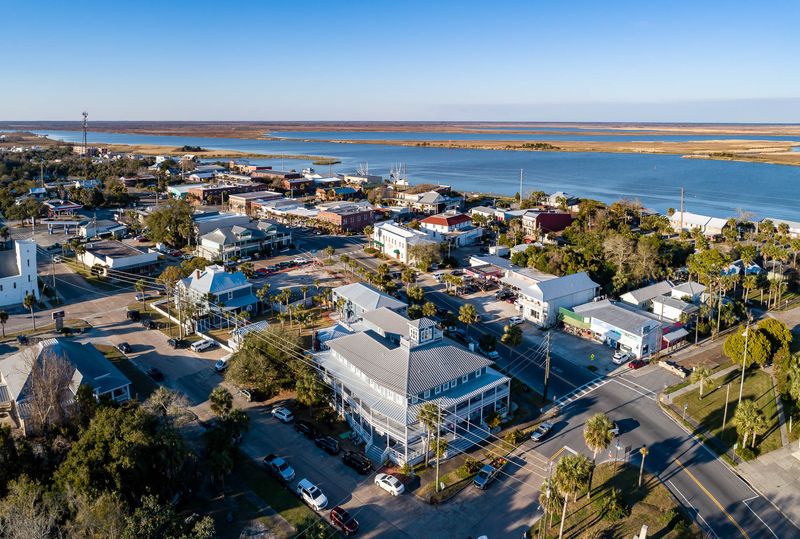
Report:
294,420,317,439
314,436,340,455
167,338,189,349
329,506,359,536
342,450,372,474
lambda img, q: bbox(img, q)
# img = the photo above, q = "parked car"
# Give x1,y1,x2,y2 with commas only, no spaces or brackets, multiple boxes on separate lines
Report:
341,450,372,475
52,255,63,263
169,250,182,257
117,342,132,354
263,454,295,483
255,268,270,276
190,339,215,352
147,367,164,381
374,473,404,496
272,406,294,423
297,479,328,510
213,358,228,372
135,292,147,301
141,319,156,330
508,316,524,326
609,421,620,436
293,257,309,265
181,253,194,261
314,436,341,455
329,506,359,536
480,348,499,360
126,309,140,321
612,351,630,365
530,421,553,442
168,338,189,349
294,420,317,438
135,235,148,242
627,359,647,370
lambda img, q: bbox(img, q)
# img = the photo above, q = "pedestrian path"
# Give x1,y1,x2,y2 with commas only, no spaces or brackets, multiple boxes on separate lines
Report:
553,377,609,408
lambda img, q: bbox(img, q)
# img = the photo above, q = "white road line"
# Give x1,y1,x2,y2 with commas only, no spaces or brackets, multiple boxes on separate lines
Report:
669,480,720,539
742,497,779,538
611,378,656,401
618,374,659,396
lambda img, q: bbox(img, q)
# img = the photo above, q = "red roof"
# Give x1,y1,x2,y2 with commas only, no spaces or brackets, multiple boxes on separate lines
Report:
421,213,472,228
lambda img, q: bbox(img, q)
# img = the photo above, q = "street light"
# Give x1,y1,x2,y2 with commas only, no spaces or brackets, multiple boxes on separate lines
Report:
738,313,752,406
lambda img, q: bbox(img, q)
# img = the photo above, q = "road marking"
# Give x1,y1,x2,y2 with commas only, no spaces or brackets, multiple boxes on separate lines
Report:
675,458,750,539
611,378,656,401
668,480,720,539
553,377,609,408
741,497,778,538
549,446,566,461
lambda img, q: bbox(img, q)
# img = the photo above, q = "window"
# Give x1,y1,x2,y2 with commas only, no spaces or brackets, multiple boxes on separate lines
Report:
423,390,430,399
443,381,449,391
411,395,418,404
28,275,31,282
475,369,482,378
228,291,234,301
462,374,469,383
434,385,441,395
13,283,16,289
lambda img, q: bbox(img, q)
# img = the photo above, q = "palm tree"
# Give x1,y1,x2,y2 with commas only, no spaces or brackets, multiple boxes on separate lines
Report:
583,412,613,499
401,268,416,292
135,279,147,311
422,301,437,318
209,387,233,418
74,243,86,267
742,274,758,304
690,366,711,399
458,304,479,339
417,403,440,466
300,285,309,306
538,477,563,532
734,399,767,449
0,310,7,338
23,293,37,330
552,453,592,539
256,283,271,314
638,446,649,487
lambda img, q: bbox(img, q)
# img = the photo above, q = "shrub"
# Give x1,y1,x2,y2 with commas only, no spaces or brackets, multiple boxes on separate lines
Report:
593,488,630,522
314,407,337,426
503,430,525,446
363,247,377,255
736,445,757,461
399,462,413,477
459,457,482,477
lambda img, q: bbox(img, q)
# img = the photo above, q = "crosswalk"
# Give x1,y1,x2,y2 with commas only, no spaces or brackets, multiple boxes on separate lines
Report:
552,371,659,410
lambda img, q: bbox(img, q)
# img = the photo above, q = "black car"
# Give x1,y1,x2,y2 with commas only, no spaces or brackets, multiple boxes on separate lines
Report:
126,309,140,321
146,367,164,381
117,342,132,354
141,319,156,330
294,420,317,439
341,450,372,474
168,338,189,349
314,436,340,455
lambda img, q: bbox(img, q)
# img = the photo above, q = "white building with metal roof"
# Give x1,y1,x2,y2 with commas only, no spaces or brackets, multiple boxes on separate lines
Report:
332,282,407,322
568,299,667,358
0,240,39,307
669,211,729,236
372,221,438,264
314,308,510,465
502,268,599,328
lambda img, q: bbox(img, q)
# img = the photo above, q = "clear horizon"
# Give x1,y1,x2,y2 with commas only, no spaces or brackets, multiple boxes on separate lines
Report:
4,1,799,122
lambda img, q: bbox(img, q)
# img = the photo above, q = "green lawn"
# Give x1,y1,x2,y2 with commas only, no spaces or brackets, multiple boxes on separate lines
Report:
673,368,782,456
96,344,159,401
236,458,317,530
537,463,699,539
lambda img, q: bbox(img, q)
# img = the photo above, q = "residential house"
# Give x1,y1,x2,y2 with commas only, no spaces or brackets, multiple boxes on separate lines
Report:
281,177,316,194
619,281,675,310
393,190,462,215
761,218,800,239
316,186,358,201
341,173,383,186
545,191,579,208
0,240,40,307
372,221,438,264
77,240,160,277
314,308,511,465
670,282,706,303
502,268,599,328
228,320,269,351
620,280,705,323
521,210,573,237
468,206,498,222
420,211,483,247
176,265,259,331
250,169,304,183
187,182,264,205
167,183,205,200
0,338,131,435
669,211,729,236
651,295,698,323
332,282,407,322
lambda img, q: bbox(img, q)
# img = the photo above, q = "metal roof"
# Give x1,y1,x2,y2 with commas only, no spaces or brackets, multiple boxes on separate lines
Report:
620,281,674,304
573,300,661,335
333,283,407,313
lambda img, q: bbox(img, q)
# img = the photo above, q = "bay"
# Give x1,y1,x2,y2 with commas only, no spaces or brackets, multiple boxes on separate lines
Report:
35,129,800,221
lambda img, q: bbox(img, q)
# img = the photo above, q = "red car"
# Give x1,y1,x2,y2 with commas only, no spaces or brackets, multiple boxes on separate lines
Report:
329,506,359,536
627,359,647,370
255,268,270,276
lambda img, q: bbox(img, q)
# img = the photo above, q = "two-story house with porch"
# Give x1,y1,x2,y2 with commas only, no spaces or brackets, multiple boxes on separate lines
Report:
175,265,259,331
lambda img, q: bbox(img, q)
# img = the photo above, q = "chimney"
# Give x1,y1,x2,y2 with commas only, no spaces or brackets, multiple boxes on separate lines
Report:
195,269,202,279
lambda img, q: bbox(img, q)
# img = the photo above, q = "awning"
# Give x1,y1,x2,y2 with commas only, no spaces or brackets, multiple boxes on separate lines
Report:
605,330,622,341
663,328,689,343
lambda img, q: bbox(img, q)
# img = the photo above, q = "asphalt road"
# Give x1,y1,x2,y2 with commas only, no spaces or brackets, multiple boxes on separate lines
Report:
342,247,800,538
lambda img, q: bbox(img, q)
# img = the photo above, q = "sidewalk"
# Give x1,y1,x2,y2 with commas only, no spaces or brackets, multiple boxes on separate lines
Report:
738,444,800,530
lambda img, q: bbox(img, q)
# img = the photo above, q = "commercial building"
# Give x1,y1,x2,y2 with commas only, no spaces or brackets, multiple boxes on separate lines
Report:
187,182,265,205
372,221,438,264
620,280,706,323
77,240,160,276
79,219,127,239
192,211,252,236
43,199,82,217
316,201,375,232
332,282,407,322
0,240,40,307
0,338,131,435
314,308,511,465
420,211,483,247
392,190,462,215
197,222,290,262
227,190,284,216
176,265,259,331
502,268,599,328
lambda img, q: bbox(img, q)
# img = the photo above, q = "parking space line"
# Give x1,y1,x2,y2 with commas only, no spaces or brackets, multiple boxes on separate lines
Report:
741,497,778,539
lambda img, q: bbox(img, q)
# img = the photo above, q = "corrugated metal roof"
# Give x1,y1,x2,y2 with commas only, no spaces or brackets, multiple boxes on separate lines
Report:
333,283,407,313
621,281,674,304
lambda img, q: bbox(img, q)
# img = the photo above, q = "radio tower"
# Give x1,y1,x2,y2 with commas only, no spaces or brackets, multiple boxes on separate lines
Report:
82,111,88,156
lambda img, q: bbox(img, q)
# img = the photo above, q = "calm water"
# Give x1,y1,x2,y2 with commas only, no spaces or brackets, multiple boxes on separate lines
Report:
36,130,800,221
272,130,800,143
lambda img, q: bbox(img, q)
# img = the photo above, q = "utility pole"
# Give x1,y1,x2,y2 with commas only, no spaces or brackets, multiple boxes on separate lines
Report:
721,383,731,441
434,406,442,492
543,332,551,402
738,319,750,405
679,187,684,231
82,111,89,181
519,169,524,206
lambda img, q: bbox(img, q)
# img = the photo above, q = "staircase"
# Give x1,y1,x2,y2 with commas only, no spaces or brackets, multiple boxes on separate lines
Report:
366,444,385,465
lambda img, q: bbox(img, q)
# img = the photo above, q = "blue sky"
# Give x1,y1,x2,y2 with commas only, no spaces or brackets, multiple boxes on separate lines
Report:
3,0,799,121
